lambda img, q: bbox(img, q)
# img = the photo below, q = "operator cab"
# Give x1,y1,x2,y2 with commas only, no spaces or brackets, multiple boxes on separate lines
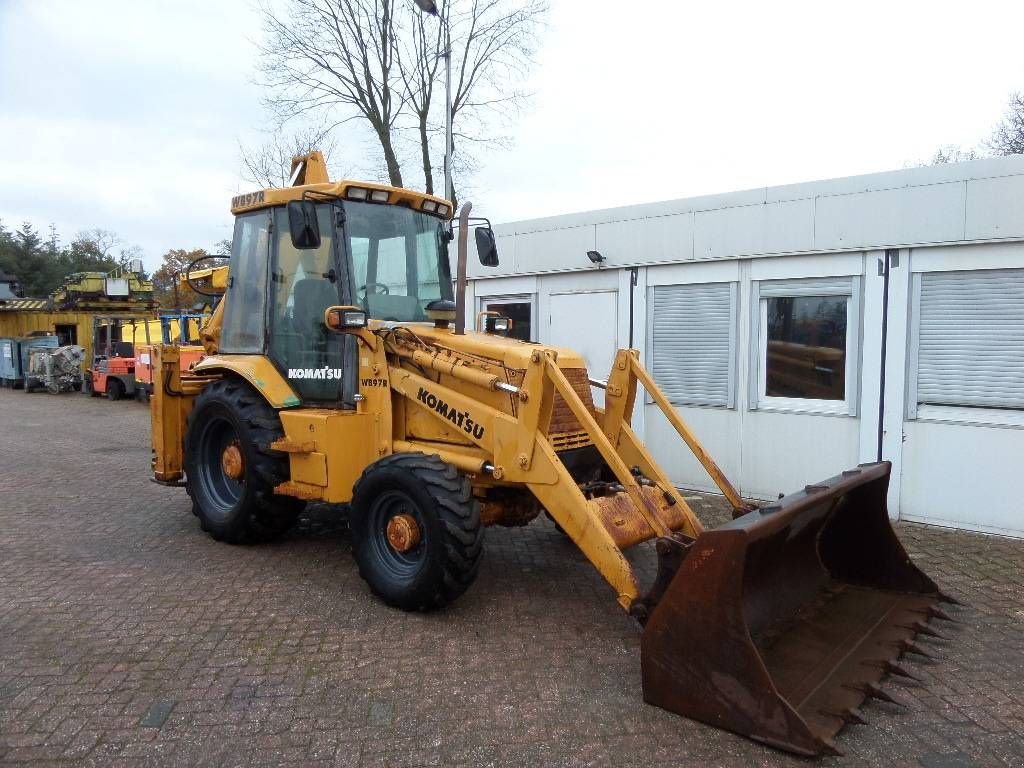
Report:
219,189,498,407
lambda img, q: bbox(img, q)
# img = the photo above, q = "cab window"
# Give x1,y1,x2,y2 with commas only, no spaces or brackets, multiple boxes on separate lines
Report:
346,202,450,322
220,212,271,353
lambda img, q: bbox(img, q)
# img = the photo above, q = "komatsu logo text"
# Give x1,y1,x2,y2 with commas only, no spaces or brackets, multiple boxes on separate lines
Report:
416,387,485,440
288,367,343,380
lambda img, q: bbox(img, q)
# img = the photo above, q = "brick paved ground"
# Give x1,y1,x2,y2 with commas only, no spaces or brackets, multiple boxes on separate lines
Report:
0,388,1022,767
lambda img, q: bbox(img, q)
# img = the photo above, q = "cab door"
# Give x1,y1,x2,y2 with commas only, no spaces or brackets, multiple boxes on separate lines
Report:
267,205,355,405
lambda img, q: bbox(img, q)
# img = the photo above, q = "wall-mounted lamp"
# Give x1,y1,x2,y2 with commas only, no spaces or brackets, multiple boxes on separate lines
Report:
586,250,605,265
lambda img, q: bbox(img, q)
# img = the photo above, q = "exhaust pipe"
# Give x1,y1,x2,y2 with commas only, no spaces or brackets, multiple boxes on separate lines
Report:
454,201,472,335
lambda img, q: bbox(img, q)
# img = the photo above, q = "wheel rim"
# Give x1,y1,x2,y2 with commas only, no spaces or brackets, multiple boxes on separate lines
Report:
195,414,245,520
367,490,426,579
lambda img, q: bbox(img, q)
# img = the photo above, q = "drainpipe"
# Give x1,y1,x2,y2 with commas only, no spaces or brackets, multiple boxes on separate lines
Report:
876,249,897,462
628,267,638,349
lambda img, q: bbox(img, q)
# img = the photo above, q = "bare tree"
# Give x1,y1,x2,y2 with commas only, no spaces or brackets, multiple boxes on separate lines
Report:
987,91,1024,156
257,0,408,187
253,0,547,198
927,144,980,165
242,125,340,187
397,7,444,194
396,0,545,199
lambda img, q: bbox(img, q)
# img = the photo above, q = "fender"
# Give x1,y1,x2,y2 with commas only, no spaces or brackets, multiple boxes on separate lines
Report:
192,355,301,408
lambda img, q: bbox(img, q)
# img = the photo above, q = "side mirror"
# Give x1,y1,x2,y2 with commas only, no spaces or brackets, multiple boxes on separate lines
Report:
475,226,499,267
287,200,321,249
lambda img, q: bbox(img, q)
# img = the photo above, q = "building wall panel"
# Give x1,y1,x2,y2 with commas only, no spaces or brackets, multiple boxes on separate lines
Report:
694,198,814,259
514,225,595,274
965,174,1024,241
815,182,966,250
595,213,693,264
900,419,1023,536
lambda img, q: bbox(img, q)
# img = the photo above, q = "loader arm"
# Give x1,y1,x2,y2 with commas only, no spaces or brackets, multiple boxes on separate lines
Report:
379,331,954,757
383,336,738,613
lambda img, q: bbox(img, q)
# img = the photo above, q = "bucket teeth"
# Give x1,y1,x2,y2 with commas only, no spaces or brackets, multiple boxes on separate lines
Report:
899,639,936,659
842,681,907,707
911,620,946,639
938,591,962,606
897,621,945,639
822,707,867,725
820,738,844,757
864,682,904,706
841,706,868,725
884,660,921,682
862,658,922,681
927,606,957,623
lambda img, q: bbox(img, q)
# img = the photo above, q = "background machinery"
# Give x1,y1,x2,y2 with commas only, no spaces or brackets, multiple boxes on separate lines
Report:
133,312,207,403
23,344,85,393
0,332,58,388
148,152,953,757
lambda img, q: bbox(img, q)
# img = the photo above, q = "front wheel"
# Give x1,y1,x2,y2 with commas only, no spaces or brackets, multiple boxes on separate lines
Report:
184,379,304,543
351,453,484,611
106,378,124,401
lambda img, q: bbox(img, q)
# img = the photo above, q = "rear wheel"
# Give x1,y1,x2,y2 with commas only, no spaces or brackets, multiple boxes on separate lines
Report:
351,453,484,611
184,379,304,543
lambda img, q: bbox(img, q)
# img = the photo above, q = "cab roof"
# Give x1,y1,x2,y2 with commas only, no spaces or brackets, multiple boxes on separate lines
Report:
229,151,452,220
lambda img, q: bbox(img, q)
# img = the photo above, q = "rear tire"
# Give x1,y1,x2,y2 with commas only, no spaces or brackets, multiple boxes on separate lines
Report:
351,452,484,611
184,379,304,543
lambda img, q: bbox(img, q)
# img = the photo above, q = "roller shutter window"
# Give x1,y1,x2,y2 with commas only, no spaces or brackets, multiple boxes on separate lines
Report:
912,268,1024,412
650,282,736,408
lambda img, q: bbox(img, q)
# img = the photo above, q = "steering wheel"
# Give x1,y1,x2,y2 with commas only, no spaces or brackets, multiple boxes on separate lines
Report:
359,282,390,299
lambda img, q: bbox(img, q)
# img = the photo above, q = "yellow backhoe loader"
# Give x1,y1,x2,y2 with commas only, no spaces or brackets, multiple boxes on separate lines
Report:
150,152,954,756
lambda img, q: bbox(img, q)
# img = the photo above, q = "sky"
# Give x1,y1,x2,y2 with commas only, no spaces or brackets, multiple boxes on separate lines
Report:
2,0,1023,271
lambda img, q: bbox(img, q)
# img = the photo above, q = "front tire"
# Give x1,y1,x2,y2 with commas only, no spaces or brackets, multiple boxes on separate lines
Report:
351,453,483,611
106,378,124,401
184,379,304,543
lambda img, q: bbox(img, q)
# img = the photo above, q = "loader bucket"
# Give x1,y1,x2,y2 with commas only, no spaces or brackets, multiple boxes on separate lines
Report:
641,461,952,756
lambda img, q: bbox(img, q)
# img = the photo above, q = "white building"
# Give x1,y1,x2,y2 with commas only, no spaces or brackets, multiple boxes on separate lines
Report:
466,155,1024,538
